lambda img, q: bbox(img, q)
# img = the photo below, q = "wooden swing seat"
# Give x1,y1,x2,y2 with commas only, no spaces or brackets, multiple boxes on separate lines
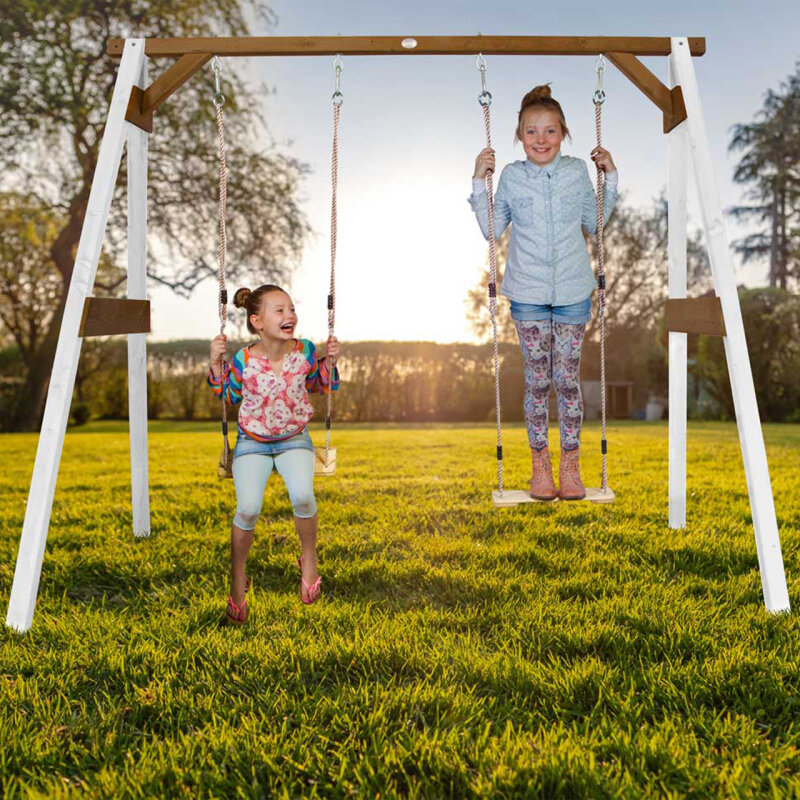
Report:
492,486,615,508
315,446,337,476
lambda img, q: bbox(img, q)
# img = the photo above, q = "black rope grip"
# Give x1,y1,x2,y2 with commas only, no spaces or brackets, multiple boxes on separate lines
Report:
496,445,503,461
220,289,228,305
326,416,331,430
597,275,605,291
327,294,333,310
222,420,228,437
601,439,607,455
488,282,496,298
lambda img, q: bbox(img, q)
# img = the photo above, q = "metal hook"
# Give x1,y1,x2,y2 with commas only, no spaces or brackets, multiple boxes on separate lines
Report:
476,53,491,105
211,56,225,107
594,54,606,105
332,53,344,105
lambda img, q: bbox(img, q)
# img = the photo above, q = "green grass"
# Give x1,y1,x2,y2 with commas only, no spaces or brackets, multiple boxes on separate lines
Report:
1,421,800,798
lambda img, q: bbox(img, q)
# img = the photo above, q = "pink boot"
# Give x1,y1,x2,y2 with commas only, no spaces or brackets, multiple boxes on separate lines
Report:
559,448,586,500
529,447,557,501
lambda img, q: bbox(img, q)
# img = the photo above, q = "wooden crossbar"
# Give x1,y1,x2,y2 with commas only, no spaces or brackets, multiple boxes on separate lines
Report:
664,297,726,336
79,298,151,337
111,35,705,133
108,35,706,58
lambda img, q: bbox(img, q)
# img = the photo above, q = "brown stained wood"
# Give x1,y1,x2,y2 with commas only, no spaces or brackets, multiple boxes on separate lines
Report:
80,298,151,337
108,36,706,59
605,52,688,132
664,297,726,336
125,86,153,133
124,54,211,129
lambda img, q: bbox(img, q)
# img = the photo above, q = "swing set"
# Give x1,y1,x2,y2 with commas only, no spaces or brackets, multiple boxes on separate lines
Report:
5,36,791,633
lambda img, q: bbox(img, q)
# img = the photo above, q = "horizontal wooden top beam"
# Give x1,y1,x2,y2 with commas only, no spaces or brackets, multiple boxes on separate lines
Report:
108,35,706,59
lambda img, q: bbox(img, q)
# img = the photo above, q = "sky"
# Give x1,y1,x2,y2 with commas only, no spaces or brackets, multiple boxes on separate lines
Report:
144,0,800,343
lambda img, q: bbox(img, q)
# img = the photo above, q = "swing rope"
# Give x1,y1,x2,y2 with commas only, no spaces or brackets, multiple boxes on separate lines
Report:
477,54,504,496
211,57,232,476
594,55,609,492
325,55,343,468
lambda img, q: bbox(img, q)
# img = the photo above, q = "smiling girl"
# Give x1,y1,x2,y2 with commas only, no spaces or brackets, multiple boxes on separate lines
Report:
469,84,618,501
208,284,340,623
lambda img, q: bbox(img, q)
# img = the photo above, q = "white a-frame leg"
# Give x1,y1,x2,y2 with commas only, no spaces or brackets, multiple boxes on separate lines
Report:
127,55,151,539
669,37,790,613
5,39,147,632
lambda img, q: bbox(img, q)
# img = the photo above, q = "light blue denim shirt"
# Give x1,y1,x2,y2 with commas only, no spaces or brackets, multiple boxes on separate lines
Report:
468,152,618,305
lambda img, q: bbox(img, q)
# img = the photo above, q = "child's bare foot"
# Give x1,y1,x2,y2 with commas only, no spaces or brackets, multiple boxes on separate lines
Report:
297,555,321,604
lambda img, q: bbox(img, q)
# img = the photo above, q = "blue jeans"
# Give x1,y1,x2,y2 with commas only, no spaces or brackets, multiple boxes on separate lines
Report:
509,296,592,325
231,427,316,528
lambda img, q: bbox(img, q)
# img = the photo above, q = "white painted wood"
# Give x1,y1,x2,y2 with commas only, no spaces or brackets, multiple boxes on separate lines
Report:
127,54,151,538
492,487,615,507
671,37,789,613
668,52,688,530
5,40,146,632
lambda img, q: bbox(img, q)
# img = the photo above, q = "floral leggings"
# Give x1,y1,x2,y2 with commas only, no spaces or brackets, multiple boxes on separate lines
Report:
514,319,586,452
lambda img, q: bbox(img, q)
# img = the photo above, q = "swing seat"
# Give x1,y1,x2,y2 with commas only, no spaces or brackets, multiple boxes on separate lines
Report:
315,446,337,476
492,486,615,508
217,448,233,480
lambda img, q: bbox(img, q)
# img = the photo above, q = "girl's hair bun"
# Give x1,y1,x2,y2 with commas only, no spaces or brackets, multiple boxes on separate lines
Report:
233,287,251,309
522,84,552,106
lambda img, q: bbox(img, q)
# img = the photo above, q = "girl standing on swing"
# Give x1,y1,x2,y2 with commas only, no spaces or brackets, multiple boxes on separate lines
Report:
469,84,618,501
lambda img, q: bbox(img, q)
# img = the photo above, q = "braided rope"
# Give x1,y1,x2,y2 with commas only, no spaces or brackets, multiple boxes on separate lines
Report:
594,99,608,492
324,101,340,465
481,102,504,495
215,100,231,473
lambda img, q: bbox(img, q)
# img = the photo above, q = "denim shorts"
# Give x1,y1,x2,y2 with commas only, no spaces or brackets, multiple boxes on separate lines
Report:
233,426,315,460
509,296,592,325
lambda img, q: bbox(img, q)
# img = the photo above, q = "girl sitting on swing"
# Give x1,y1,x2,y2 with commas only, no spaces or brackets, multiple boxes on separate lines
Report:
209,284,340,623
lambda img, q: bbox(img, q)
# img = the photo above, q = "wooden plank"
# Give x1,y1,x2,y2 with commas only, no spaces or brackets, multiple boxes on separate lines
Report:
5,39,146,634
126,53,151,539
668,49,688,531
108,35,706,59
493,486,615,507
605,52,687,132
664,297,726,336
672,36,789,613
79,298,151,337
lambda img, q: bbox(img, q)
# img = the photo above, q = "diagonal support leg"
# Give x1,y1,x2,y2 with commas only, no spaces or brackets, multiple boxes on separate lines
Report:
5,39,146,632
671,36,789,613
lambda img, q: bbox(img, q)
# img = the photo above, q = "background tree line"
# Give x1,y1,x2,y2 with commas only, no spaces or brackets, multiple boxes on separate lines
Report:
1,4,798,430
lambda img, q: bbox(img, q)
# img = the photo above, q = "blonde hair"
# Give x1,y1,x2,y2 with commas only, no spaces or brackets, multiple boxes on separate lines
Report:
233,284,288,334
515,84,571,144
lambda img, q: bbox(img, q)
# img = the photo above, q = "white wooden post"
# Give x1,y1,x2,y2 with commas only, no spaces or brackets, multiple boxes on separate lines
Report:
668,52,688,530
671,36,790,613
127,55,151,538
5,39,146,632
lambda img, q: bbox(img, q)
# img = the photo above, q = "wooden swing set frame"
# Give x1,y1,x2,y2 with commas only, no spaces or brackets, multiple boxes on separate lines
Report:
5,35,790,634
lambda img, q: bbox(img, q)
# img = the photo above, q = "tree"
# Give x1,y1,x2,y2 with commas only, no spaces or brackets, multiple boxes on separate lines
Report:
694,288,800,422
0,1,311,430
729,60,800,291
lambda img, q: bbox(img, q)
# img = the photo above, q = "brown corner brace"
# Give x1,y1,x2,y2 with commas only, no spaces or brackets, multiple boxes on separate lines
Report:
125,53,213,133
80,298,151,337
605,52,687,133
664,297,726,337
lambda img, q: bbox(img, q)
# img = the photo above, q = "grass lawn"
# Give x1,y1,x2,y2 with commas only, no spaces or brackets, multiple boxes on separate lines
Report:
1,421,800,798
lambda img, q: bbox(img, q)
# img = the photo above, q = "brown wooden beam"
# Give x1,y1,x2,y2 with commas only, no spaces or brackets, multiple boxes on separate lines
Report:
108,35,706,59
605,52,687,133
80,298,151,337
124,53,211,131
665,297,726,336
